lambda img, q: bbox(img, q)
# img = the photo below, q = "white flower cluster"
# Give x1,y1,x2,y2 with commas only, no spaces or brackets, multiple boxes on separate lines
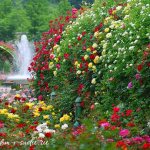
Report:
35,123,55,138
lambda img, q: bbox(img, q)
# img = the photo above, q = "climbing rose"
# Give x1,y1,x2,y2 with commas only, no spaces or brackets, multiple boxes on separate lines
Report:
137,64,143,72
127,82,133,89
113,107,120,113
64,53,69,59
135,73,141,80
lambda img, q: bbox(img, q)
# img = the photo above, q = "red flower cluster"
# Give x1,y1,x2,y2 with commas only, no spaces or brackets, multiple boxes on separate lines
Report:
28,9,80,96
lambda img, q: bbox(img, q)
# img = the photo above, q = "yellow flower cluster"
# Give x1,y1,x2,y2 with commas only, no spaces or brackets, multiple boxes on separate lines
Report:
25,102,34,109
31,101,54,117
60,114,71,122
0,109,19,120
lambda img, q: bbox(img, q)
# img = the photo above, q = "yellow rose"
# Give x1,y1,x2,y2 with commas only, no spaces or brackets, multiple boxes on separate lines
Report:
53,71,57,76
49,62,54,69
88,62,93,68
7,113,16,119
46,121,50,125
104,28,110,33
92,43,98,48
43,115,49,119
15,94,20,97
33,112,40,117
84,55,89,60
53,44,59,49
92,66,97,72
93,56,100,64
55,124,60,128
25,102,34,109
41,106,47,111
15,119,20,122
112,10,116,15
52,112,55,115
63,114,70,121
56,47,60,53
74,61,78,66
0,109,8,114
60,117,64,122
86,48,91,52
94,31,99,38
54,58,59,62
93,50,97,54
47,105,53,110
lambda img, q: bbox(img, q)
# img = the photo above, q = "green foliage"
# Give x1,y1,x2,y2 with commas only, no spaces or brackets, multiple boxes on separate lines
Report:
0,0,72,41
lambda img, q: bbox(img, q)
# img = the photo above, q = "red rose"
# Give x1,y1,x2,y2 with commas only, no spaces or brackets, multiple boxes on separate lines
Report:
142,143,150,149
113,107,120,113
29,145,35,150
45,132,52,138
116,140,126,148
126,109,132,116
38,107,43,112
10,108,16,114
89,54,95,60
137,64,143,72
64,53,69,59
16,123,26,128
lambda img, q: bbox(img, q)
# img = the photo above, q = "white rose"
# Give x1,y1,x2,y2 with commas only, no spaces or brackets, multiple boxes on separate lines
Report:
106,33,112,38
92,43,98,48
91,78,96,84
76,70,81,75
61,124,68,130
39,133,45,138
116,6,122,11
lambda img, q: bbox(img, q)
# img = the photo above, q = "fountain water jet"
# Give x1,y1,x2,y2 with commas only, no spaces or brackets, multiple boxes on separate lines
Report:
6,35,34,84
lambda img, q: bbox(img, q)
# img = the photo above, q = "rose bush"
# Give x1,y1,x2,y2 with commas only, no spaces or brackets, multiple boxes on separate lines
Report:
29,0,149,128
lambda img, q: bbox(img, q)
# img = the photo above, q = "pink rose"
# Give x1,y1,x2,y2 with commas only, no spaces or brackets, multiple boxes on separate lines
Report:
119,129,130,137
50,54,55,59
72,8,78,15
135,73,141,80
56,64,60,69
100,122,110,128
38,95,43,100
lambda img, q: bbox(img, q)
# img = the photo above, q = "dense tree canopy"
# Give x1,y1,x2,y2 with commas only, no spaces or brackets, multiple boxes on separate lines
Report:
0,0,93,41
0,0,73,41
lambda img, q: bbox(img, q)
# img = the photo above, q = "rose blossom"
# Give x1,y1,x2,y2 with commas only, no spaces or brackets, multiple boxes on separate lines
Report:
100,122,110,128
135,73,141,80
0,121,4,128
119,129,130,137
127,82,133,89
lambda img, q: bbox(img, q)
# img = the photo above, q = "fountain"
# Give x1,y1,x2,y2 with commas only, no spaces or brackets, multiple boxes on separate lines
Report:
5,35,34,84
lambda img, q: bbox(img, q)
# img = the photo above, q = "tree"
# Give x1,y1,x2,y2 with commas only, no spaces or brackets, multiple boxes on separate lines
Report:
0,0,31,41
24,0,51,40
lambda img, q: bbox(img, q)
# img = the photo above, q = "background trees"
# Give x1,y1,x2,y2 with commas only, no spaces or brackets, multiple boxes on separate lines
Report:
0,0,94,42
